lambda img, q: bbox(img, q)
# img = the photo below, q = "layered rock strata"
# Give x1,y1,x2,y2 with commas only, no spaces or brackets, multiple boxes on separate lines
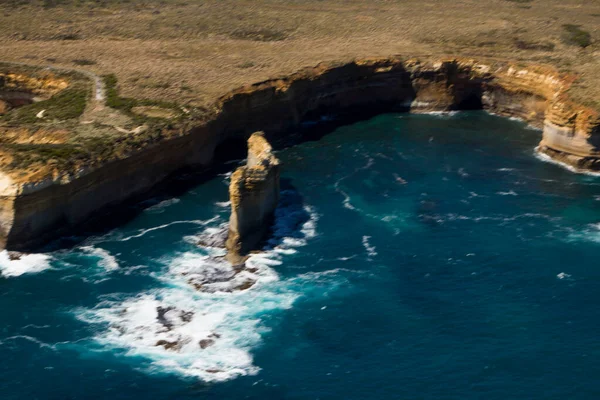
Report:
0,57,599,250
225,132,280,262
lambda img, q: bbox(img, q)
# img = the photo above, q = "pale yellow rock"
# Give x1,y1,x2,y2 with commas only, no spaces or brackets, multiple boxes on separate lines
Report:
226,132,280,262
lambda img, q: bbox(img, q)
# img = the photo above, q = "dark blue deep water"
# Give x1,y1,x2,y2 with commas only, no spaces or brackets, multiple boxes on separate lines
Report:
2,112,600,399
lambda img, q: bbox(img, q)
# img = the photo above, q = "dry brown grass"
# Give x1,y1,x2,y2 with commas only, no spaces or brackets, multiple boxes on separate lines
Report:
0,0,598,108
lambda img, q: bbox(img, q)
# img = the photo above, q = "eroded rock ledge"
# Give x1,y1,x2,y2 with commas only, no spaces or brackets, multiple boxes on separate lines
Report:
0,57,599,250
225,132,280,262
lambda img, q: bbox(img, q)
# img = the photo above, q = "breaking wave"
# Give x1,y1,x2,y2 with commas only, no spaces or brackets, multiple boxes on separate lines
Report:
534,148,600,177
80,246,120,272
76,190,320,381
0,251,53,278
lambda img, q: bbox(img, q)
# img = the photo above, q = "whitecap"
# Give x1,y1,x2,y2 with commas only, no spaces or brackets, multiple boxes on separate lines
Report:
120,217,220,242
78,247,299,381
566,223,600,244
0,251,52,278
534,148,600,177
557,272,572,280
80,246,119,271
497,190,518,196
416,110,460,118
1,335,56,350
191,223,228,249
78,191,319,382
362,236,377,258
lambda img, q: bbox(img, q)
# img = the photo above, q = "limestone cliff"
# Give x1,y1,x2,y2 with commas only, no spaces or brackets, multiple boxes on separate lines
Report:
225,132,280,261
0,57,599,250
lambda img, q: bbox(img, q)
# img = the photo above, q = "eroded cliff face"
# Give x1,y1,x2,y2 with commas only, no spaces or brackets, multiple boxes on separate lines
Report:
0,57,599,250
225,132,280,262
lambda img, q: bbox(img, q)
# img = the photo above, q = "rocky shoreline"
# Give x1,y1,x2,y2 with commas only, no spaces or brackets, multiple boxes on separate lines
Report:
0,57,598,251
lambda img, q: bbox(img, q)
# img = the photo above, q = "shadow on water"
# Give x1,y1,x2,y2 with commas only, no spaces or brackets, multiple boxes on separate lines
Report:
42,109,364,252
264,178,311,250
42,105,410,253
44,162,241,252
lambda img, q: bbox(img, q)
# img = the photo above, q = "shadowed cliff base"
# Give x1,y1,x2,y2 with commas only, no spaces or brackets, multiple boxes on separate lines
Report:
0,57,599,251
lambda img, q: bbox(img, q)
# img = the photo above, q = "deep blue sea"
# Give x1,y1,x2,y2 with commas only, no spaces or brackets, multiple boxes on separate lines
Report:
2,112,600,399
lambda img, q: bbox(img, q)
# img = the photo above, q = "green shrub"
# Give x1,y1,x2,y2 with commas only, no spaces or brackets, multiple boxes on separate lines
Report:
4,88,88,124
514,39,555,51
562,24,592,48
229,28,289,42
103,74,181,122
72,59,97,66
7,143,88,169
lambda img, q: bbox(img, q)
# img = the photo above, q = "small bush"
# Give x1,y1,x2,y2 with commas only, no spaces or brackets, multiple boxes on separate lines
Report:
236,61,256,69
8,143,88,169
103,74,180,122
72,59,97,66
54,32,82,41
514,39,555,51
5,88,88,124
103,74,137,111
562,24,592,48
229,28,289,42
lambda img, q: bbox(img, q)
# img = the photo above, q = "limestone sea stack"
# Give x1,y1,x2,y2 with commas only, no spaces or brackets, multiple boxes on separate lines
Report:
225,132,280,262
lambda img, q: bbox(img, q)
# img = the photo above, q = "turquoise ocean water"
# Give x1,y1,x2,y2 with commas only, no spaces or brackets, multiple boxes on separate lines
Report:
2,112,600,399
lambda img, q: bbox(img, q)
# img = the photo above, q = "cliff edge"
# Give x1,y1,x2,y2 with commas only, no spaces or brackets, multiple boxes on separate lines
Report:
0,57,599,251
225,132,280,262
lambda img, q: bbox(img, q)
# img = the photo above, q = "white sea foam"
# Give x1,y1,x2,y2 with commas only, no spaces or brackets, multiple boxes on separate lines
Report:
534,148,600,177
120,217,220,242
409,102,459,117
79,191,319,382
334,155,375,211
362,236,377,258
79,249,296,381
0,251,52,278
338,188,355,210
1,335,56,350
215,201,231,208
557,272,572,280
188,223,229,248
81,246,119,271
497,190,518,196
484,110,541,131
77,283,296,381
566,223,600,244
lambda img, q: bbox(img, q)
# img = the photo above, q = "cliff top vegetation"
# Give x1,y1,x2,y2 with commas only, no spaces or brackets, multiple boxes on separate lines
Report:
0,0,598,180
0,0,597,107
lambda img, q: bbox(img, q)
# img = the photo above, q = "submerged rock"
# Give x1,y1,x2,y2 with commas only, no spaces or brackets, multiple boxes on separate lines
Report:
196,224,228,248
226,132,280,262
156,339,181,351
199,339,215,349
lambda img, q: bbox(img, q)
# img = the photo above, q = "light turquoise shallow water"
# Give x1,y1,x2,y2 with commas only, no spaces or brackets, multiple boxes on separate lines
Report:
2,111,600,399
